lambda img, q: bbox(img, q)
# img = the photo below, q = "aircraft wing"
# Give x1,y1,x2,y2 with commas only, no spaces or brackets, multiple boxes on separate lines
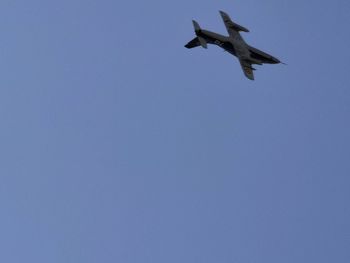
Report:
219,10,249,37
239,59,255,80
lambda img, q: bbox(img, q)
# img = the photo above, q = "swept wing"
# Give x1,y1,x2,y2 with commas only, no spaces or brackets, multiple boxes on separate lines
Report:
239,59,255,80
219,10,249,37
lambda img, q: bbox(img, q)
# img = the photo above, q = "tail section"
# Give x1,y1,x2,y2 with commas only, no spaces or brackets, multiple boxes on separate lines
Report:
185,37,200,49
184,20,207,49
197,37,207,49
192,20,201,32
192,20,207,48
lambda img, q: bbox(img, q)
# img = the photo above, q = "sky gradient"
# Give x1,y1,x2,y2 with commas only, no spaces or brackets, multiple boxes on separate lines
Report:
1,0,350,262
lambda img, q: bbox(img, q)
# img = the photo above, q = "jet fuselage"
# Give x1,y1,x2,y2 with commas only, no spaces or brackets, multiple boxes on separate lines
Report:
196,29,280,65
185,10,282,80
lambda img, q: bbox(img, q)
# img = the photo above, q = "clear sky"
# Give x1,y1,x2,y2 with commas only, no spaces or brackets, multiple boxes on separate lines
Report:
1,0,349,262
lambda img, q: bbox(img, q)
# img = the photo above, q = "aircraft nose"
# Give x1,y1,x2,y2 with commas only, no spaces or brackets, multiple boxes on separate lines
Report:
272,57,280,64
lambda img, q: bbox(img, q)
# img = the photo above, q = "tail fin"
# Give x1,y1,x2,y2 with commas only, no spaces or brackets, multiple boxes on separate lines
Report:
192,20,201,32
190,20,207,48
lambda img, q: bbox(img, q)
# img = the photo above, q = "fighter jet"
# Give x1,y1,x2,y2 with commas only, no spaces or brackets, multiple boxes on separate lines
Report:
185,11,282,80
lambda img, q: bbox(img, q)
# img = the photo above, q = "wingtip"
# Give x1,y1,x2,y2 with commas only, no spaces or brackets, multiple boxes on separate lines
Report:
219,10,228,16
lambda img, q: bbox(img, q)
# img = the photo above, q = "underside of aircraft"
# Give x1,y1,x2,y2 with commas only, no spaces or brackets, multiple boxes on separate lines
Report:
185,11,283,80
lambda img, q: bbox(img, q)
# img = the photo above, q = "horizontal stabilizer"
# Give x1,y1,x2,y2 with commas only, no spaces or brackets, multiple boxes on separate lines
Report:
185,37,200,49
198,36,207,49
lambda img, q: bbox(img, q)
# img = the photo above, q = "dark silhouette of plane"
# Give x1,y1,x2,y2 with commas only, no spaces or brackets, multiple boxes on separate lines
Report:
185,11,283,80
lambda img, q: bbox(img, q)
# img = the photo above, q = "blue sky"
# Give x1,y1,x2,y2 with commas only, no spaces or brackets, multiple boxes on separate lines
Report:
1,0,349,262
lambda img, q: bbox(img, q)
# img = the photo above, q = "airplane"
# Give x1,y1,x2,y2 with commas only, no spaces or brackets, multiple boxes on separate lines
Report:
185,10,283,80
